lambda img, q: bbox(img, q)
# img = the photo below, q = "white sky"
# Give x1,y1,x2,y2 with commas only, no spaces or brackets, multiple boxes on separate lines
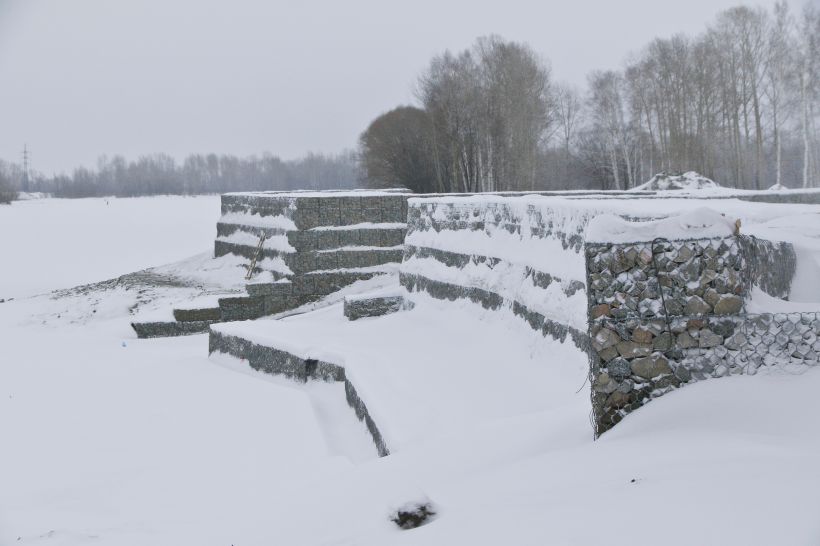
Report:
0,0,804,174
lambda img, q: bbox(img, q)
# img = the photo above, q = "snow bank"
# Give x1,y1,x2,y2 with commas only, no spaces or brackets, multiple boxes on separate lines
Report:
586,207,738,243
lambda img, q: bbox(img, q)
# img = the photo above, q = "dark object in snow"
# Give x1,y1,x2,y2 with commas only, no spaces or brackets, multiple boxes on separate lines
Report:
391,502,437,530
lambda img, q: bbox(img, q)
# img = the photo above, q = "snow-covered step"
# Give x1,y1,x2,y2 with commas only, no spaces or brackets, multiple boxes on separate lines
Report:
208,326,389,457
131,320,216,338
172,306,222,322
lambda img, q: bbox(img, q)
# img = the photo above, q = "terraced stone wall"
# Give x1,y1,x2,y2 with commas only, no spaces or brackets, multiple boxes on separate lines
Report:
213,190,410,320
586,235,816,436
399,197,600,349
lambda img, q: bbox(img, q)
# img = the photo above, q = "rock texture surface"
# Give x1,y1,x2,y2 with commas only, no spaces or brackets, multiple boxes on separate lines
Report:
133,190,410,337
343,295,411,320
586,235,818,436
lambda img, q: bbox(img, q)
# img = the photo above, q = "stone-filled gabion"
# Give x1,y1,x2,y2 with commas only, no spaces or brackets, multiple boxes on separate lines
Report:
586,235,818,436
208,329,390,456
343,295,412,320
400,199,593,350
586,238,746,323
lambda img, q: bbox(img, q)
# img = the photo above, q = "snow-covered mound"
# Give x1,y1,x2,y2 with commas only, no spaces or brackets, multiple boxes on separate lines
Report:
631,171,720,192
767,183,788,191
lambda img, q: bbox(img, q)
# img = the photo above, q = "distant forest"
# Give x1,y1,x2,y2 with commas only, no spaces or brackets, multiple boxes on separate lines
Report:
0,152,359,200
1,1,818,201
361,2,820,193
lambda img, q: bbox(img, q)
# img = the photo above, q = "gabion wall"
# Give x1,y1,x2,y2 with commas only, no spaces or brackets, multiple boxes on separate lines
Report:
586,235,817,436
401,198,593,349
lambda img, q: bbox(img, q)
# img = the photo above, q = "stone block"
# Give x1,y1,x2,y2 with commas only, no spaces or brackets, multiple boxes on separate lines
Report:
338,229,361,247
631,354,672,380
315,251,339,271
343,295,411,320
315,230,340,250
172,307,222,322
359,229,382,247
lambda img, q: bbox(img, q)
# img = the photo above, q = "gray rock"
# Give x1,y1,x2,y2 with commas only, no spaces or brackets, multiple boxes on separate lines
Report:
674,365,692,382
677,331,698,349
607,357,632,380
713,294,743,315
605,390,630,409
674,245,694,263
653,332,674,351
593,372,618,394
700,269,718,287
724,332,748,351
590,303,611,319
665,299,684,315
713,364,730,377
592,328,620,351
631,354,672,380
699,329,724,348
684,295,712,315
617,340,653,358
616,379,634,393
598,346,619,362
703,288,721,307
653,374,681,389
631,326,654,344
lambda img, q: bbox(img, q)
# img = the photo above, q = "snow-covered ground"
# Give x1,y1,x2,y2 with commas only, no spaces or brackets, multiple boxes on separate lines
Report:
0,196,220,299
2,196,820,545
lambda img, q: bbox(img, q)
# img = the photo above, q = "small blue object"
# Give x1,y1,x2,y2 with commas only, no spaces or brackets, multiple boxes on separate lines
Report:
121,341,127,347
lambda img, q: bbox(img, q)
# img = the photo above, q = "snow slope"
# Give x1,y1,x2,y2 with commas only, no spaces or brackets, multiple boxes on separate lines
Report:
0,196,220,299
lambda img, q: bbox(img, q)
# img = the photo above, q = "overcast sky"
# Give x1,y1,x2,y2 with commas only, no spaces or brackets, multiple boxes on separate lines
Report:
0,0,807,174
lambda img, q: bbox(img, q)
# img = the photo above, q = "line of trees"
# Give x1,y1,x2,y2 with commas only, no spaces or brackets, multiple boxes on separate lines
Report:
0,161,19,203
1,152,360,199
361,2,820,192
361,36,555,193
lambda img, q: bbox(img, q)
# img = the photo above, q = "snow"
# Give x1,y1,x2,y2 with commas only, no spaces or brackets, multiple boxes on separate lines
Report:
400,255,587,329
586,206,738,243
223,189,410,198
215,230,295,252
255,255,293,275
768,183,789,191
317,245,403,253
630,171,721,192
15,191,52,200
214,292,590,452
3,195,820,545
746,287,820,313
219,210,297,231
405,221,586,282
306,263,400,275
309,222,407,231
743,212,820,303
0,196,220,299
